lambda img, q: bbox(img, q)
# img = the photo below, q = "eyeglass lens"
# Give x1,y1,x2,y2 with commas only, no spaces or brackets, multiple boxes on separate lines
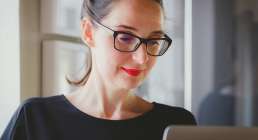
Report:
115,33,169,56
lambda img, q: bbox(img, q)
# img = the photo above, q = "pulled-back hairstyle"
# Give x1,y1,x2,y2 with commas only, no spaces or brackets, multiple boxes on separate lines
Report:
66,0,164,87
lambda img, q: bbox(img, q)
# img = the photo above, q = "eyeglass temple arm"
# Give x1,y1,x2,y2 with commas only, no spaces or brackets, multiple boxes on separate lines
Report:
92,20,114,35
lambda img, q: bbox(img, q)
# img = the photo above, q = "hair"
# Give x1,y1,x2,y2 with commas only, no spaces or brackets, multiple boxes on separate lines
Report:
66,0,164,87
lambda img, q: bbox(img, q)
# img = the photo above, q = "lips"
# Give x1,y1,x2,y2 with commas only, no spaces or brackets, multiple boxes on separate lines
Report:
122,68,143,76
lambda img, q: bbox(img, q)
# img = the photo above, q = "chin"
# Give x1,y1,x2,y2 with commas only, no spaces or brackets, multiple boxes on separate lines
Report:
117,78,143,89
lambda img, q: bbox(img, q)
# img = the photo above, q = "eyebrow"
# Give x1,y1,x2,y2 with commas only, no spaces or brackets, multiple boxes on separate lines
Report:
115,24,165,35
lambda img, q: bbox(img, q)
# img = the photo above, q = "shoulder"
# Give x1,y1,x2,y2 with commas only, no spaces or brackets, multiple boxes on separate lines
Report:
13,95,67,118
0,95,65,139
154,102,193,116
154,102,197,125
21,94,64,106
17,95,65,114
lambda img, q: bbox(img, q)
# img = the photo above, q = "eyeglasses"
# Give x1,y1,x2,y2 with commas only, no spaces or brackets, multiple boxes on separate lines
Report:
91,20,172,56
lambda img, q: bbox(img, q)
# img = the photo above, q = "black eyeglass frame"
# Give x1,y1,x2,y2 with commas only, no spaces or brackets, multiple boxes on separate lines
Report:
91,20,172,56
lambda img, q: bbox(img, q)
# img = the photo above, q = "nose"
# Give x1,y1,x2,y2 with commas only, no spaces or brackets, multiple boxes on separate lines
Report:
131,43,148,64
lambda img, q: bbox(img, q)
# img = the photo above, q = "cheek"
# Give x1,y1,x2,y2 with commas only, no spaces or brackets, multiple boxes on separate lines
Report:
103,51,127,75
94,35,127,75
137,57,158,86
139,57,158,82
146,57,158,72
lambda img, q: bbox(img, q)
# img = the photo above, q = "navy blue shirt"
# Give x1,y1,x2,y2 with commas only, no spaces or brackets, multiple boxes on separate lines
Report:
1,95,196,140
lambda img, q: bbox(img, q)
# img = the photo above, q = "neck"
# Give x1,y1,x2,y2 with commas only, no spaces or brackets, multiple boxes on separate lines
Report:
77,68,138,117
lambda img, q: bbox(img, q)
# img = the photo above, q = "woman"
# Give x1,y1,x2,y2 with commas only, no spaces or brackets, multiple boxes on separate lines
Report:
1,0,196,139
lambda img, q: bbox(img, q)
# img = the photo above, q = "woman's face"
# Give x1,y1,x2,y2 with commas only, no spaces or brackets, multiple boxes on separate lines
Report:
91,0,164,89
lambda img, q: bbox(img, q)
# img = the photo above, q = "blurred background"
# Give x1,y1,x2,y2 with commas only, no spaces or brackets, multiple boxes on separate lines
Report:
0,0,258,135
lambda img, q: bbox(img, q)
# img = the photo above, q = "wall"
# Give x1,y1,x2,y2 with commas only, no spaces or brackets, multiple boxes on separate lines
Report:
192,0,215,121
0,0,20,135
236,0,258,22
214,0,235,90
235,0,258,126
0,0,83,135
20,0,41,102
19,0,83,102
193,0,258,126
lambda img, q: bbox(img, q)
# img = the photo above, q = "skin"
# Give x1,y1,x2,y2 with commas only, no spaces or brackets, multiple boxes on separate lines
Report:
65,0,164,120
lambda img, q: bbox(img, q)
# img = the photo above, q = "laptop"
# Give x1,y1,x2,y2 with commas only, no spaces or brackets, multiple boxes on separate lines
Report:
162,126,258,140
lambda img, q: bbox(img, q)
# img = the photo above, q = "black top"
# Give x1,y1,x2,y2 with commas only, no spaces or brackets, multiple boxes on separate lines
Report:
1,94,196,140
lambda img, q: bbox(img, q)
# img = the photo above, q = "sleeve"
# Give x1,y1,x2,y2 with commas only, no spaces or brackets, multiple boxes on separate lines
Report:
169,107,197,126
185,110,197,125
0,104,27,140
178,108,197,125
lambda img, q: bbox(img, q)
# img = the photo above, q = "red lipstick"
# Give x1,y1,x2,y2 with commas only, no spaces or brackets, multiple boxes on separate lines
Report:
122,68,142,76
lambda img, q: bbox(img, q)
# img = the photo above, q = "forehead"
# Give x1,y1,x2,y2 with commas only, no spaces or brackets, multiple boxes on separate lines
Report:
102,0,164,34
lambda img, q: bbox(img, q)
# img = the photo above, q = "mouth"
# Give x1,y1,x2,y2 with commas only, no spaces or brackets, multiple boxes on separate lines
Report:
122,68,143,76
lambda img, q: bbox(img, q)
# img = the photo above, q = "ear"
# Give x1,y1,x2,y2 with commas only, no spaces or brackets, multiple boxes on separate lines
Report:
82,18,94,47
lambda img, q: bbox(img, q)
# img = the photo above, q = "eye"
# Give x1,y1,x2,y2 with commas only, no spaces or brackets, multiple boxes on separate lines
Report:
117,34,136,43
149,40,160,45
120,37,132,42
